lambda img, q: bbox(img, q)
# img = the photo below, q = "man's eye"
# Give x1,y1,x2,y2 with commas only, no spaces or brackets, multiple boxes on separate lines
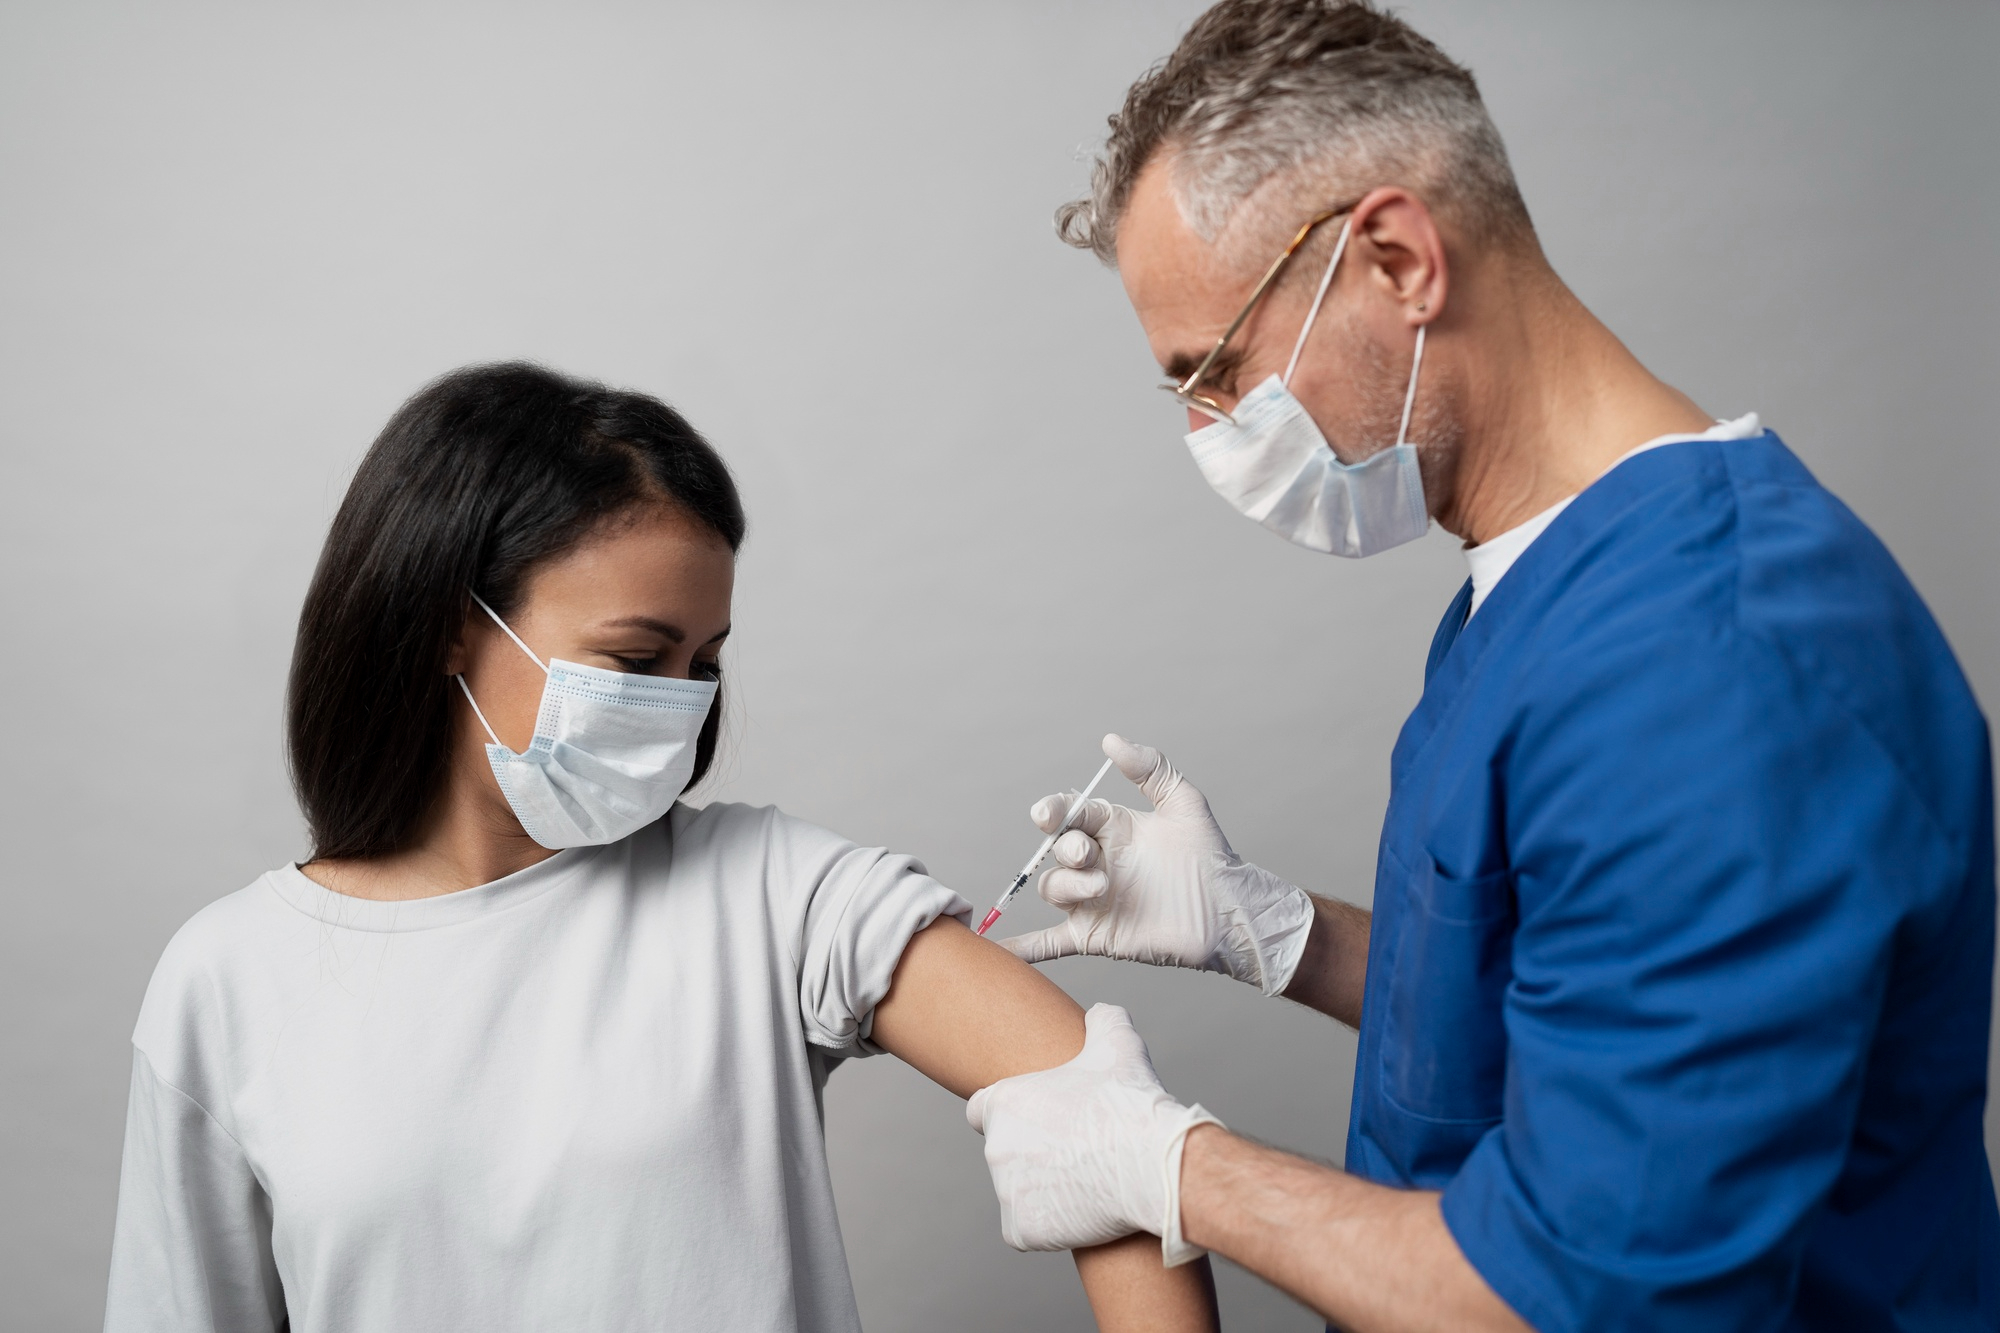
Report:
612,655,654,672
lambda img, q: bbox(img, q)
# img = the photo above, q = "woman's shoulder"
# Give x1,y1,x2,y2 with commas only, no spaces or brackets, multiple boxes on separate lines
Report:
142,872,298,1002
130,870,300,1110
662,801,940,914
666,800,854,864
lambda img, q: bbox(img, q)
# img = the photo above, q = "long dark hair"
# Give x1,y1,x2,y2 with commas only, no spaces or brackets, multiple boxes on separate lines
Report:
288,362,746,860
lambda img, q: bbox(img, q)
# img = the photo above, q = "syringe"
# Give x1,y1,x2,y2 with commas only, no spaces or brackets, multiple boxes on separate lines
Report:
975,756,1118,937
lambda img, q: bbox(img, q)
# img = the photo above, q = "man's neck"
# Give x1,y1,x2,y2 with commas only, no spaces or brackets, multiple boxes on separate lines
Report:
1438,261,1713,546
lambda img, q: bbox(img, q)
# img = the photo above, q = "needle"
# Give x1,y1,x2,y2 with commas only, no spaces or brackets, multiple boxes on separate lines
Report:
975,756,1118,937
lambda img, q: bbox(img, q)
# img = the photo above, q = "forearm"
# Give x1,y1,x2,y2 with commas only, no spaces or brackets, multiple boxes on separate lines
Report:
1280,894,1371,1026
875,919,1218,1331
1074,1235,1218,1333
1179,1126,1525,1333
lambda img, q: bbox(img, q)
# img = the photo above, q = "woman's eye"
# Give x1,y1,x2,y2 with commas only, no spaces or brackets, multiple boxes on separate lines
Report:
692,659,723,680
612,655,654,672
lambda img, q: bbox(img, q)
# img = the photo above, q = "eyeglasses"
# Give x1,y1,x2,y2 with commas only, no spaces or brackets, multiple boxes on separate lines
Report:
1161,198,1363,426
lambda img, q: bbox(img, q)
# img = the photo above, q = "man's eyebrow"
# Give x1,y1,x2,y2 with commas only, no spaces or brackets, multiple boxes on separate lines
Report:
1162,345,1240,387
600,616,732,646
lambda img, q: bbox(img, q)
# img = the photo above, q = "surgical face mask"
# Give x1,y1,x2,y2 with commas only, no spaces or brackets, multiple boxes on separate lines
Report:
1184,221,1431,558
454,593,718,850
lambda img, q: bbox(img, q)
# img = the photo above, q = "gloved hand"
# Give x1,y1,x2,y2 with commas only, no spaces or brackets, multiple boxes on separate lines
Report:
966,1003,1221,1265
999,734,1315,997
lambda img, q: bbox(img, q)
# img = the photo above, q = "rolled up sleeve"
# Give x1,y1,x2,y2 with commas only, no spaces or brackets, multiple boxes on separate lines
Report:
764,812,970,1057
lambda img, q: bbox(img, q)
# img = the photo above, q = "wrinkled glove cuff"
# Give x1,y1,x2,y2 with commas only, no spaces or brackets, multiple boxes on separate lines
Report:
1160,1104,1226,1267
1214,866,1316,997
1256,882,1315,997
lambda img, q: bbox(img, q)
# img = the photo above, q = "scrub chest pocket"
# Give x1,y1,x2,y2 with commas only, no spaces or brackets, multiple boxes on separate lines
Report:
1378,843,1514,1125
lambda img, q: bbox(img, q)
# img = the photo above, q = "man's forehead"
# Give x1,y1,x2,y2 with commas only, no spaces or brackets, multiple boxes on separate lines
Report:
1116,160,1251,365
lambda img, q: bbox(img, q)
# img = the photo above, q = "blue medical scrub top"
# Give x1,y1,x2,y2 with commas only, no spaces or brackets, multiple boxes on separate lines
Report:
1347,433,1998,1331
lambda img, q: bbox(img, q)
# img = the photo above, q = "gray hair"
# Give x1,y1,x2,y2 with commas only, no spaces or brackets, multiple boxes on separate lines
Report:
1057,0,1532,267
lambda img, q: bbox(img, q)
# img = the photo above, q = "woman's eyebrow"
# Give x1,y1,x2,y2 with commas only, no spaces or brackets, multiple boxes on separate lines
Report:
601,615,685,643
599,616,732,646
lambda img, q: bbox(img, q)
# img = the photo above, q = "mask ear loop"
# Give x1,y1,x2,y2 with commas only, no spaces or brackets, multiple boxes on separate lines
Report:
1395,324,1427,450
455,675,506,749
455,591,550,751
469,591,549,672
1282,219,1353,386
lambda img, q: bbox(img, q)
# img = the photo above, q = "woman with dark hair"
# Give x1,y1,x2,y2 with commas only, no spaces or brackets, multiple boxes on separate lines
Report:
102,364,1217,1332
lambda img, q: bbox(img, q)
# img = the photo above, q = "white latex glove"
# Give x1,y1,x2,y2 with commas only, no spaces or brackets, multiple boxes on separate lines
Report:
1000,734,1315,996
966,1003,1222,1265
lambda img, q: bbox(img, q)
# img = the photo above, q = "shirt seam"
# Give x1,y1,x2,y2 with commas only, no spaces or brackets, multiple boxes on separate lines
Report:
264,850,598,934
1377,1079,1507,1127
131,1042,252,1157
1720,471,1966,860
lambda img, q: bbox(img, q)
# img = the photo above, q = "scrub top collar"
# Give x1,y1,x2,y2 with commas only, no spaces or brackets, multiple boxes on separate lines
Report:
1461,414,1763,620
1397,429,1778,782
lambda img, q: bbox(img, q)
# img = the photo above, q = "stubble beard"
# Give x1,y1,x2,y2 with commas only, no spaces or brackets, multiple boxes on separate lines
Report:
1319,313,1465,524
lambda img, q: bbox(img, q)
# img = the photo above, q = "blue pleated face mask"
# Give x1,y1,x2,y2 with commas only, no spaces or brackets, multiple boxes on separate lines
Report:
1183,220,1431,558
454,593,717,850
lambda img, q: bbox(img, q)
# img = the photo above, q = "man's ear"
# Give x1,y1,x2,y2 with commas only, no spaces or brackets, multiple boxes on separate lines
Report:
1349,187,1449,327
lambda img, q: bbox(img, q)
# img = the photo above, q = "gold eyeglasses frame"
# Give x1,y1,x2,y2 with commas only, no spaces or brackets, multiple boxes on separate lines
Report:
1161,197,1365,426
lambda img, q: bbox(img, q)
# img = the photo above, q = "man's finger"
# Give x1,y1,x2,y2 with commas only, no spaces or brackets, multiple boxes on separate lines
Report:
1082,1002,1154,1071
1082,1002,1139,1051
998,925,1079,965
1051,828,1099,870
1029,793,1070,834
966,1084,992,1133
1031,792,1118,839
1039,865,1110,909
1103,733,1185,809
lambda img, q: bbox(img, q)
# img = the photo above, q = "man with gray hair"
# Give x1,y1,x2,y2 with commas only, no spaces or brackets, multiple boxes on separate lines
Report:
965,2,1999,1330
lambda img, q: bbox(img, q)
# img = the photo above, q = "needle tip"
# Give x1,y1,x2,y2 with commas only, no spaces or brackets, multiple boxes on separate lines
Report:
975,908,1003,937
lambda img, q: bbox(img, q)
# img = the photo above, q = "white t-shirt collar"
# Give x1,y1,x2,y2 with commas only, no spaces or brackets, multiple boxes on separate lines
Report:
1463,413,1762,619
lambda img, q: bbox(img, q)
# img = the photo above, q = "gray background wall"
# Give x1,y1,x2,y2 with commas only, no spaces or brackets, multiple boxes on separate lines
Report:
2,2,1994,1329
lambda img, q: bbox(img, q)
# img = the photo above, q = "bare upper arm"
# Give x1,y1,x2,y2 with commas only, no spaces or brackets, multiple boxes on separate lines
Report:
867,916,1220,1332
869,916,1085,1098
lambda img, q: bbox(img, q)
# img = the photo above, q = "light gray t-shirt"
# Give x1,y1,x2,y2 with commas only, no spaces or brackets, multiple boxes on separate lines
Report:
104,802,970,1333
